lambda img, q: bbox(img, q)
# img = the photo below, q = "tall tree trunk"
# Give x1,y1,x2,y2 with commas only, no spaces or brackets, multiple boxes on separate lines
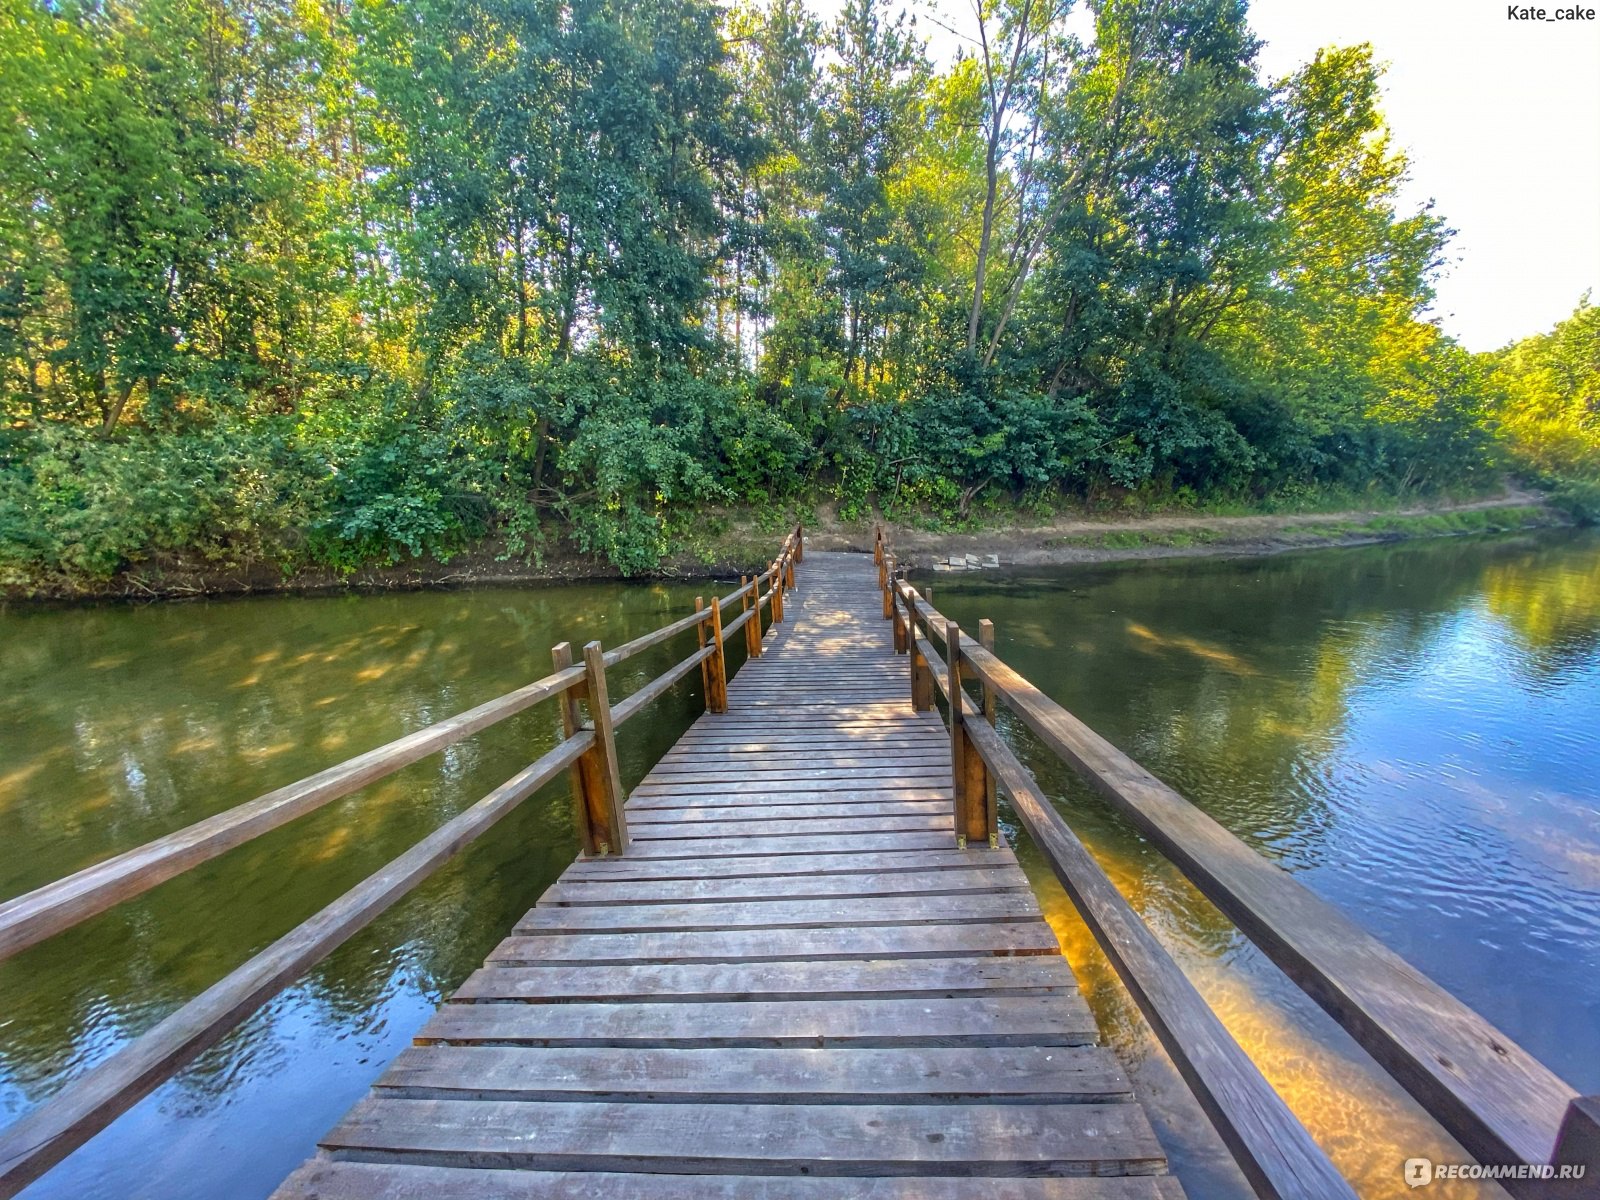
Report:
100,378,137,438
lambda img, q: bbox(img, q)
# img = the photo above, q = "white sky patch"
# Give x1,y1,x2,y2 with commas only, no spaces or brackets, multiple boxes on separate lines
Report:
804,0,1600,350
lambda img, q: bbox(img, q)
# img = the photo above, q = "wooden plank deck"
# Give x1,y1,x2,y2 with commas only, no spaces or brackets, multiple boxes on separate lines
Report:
274,551,1182,1199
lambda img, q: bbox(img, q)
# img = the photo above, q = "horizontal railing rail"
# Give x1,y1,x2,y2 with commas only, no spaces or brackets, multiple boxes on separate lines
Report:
876,525,1596,1200
0,525,804,1197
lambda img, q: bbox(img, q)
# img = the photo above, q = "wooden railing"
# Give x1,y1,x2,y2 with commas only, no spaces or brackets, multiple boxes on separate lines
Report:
0,526,803,1198
874,526,1598,1200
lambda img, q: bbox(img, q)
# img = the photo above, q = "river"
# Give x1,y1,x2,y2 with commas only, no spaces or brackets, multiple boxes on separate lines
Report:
2,530,1597,1198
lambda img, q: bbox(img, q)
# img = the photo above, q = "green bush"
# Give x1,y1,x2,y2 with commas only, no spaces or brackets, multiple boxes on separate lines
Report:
1549,478,1600,526
0,421,311,584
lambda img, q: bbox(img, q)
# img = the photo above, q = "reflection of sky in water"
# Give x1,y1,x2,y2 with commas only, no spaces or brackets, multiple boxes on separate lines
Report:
937,530,1600,1200
13,965,439,1200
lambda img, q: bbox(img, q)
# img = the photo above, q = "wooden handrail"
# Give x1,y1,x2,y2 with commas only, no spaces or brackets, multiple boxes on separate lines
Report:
888,553,1594,1196
0,732,593,1195
0,664,583,962
910,627,1353,1199
611,643,717,728
602,606,711,668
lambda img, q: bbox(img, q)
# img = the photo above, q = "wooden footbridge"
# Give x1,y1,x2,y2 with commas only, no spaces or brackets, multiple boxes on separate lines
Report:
0,528,1594,1199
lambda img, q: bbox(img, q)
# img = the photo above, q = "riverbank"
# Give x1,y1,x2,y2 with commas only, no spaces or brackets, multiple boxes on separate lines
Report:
856,492,1565,570
1,490,1568,604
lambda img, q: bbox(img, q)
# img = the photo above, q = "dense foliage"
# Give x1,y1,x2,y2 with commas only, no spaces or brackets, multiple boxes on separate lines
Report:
0,0,1591,585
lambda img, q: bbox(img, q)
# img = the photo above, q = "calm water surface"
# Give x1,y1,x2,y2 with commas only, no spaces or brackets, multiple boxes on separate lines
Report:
2,531,1598,1199
928,530,1600,1199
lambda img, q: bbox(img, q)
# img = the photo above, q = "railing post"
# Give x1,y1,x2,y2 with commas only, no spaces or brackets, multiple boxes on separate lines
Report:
874,524,884,566
706,596,728,713
551,641,627,856
694,597,712,705
978,618,999,828
794,524,804,563
743,575,762,658
946,621,994,850
906,590,933,712
772,564,785,623
1552,1096,1600,1183
580,640,627,855
892,571,908,654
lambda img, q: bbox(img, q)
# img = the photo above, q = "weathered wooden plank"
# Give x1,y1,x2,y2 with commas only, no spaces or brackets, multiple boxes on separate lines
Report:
635,769,950,789
539,865,1026,905
625,801,952,824
371,1044,1129,1104
559,847,1017,881
629,781,952,800
452,956,1076,1003
626,833,962,858
654,751,936,765
515,892,1038,934
648,754,947,771
627,815,953,840
416,995,1097,1048
650,753,950,772
676,729,948,743
626,789,954,810
275,1160,1188,1199
487,923,1061,965
318,1098,1164,1176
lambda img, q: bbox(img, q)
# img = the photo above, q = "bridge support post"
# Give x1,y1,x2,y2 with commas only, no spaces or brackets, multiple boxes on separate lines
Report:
906,592,933,712
978,618,999,826
742,575,761,658
892,588,908,653
946,621,995,849
551,640,628,856
701,598,728,713
695,598,707,695
1552,1096,1600,1188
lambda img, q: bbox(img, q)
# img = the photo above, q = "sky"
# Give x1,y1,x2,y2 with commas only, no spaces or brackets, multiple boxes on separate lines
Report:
808,0,1600,351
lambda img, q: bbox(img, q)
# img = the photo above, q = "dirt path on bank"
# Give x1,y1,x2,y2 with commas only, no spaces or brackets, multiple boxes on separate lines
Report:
803,487,1563,569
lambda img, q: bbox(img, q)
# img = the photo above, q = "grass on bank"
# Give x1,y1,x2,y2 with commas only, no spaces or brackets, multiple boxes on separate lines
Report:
1041,505,1558,553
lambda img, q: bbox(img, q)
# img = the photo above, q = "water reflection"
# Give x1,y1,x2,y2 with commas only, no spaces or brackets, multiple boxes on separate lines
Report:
0,581,730,1200
932,530,1600,1199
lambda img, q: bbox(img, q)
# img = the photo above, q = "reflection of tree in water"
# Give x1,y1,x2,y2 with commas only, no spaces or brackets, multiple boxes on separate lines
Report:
937,532,1597,878
0,580,706,1120
1480,537,1600,683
